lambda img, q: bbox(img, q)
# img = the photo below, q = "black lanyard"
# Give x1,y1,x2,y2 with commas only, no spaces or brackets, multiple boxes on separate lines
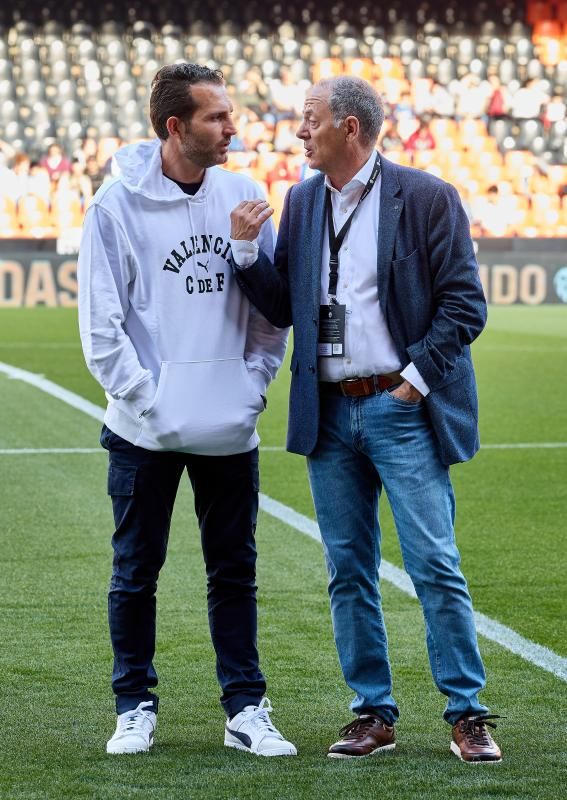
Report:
325,152,381,301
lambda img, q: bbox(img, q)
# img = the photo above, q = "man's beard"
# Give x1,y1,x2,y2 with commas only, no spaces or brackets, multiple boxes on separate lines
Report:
181,135,226,169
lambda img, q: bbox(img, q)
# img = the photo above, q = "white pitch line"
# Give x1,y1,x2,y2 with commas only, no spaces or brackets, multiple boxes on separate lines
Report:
3,342,81,349
482,442,567,450
2,359,567,683
0,362,105,422
0,448,102,455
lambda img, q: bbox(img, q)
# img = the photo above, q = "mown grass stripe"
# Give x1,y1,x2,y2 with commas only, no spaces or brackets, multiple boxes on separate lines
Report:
3,359,567,683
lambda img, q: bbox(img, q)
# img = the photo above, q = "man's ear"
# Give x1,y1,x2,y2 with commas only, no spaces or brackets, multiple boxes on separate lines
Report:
166,116,184,139
344,115,360,142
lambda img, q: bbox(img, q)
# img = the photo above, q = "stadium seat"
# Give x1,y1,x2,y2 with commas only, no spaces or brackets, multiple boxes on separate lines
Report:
498,58,518,83
407,59,426,80
435,58,457,84
427,36,447,63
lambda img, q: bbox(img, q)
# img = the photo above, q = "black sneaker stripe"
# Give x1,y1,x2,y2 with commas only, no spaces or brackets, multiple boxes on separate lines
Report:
226,726,252,748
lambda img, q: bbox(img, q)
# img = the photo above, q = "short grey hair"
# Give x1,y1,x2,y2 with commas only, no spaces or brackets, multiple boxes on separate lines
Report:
319,76,385,146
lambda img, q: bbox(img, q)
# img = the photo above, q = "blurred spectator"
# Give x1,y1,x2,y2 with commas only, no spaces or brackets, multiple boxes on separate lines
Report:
273,119,302,152
471,184,516,237
40,143,72,182
85,155,106,194
73,136,99,166
430,82,455,117
542,94,566,128
404,118,436,151
413,78,436,116
510,80,548,120
453,73,490,119
233,67,271,120
378,118,404,151
265,157,295,187
486,76,511,120
8,153,33,202
0,138,16,161
267,66,310,121
394,90,418,139
28,162,51,205
57,159,93,207
0,151,16,202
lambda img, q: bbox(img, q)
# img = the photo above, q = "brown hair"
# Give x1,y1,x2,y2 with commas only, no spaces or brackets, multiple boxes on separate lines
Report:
150,63,224,140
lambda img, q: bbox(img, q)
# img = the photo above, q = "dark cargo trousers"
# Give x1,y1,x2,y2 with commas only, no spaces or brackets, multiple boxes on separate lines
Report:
100,425,266,718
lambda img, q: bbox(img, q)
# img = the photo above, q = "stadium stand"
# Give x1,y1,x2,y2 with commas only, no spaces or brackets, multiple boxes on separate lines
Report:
0,0,566,237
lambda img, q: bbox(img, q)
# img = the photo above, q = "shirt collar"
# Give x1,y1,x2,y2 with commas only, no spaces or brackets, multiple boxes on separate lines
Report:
324,150,378,194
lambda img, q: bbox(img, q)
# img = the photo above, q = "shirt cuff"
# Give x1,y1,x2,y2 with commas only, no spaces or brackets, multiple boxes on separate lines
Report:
230,238,259,268
400,362,430,397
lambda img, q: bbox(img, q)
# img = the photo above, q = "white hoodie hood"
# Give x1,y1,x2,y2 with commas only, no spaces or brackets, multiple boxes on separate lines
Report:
78,139,287,456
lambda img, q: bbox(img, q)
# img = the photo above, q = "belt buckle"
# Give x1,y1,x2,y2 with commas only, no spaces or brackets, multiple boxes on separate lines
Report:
340,378,359,397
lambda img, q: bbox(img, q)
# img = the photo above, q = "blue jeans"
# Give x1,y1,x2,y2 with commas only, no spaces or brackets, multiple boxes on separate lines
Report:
100,426,266,718
307,389,488,725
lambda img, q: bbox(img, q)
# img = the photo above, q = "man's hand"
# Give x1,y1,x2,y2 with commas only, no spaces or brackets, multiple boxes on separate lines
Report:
231,199,274,241
390,380,423,403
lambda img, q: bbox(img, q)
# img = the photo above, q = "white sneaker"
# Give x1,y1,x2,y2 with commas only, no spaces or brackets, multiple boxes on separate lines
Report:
225,697,297,756
106,701,157,754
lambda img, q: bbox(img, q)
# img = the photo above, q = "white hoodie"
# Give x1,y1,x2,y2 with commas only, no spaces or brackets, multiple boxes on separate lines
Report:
78,139,287,456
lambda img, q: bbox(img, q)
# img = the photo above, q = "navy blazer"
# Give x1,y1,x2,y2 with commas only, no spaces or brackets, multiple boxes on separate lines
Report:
235,155,487,465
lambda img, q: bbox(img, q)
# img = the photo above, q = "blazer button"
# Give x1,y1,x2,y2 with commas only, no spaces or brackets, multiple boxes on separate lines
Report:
309,365,316,373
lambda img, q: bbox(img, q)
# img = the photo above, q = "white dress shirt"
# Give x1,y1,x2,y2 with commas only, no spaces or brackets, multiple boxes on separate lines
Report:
318,151,428,394
231,151,429,395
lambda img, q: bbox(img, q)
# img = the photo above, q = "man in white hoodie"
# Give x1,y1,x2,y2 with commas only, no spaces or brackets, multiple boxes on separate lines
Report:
78,63,294,757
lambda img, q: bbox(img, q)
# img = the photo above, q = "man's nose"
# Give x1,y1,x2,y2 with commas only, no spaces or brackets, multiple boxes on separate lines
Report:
296,123,308,140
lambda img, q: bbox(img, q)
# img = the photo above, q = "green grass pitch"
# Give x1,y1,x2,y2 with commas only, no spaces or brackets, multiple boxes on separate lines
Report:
0,306,566,799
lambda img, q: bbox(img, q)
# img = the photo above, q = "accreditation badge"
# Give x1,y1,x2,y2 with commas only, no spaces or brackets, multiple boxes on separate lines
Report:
318,304,346,357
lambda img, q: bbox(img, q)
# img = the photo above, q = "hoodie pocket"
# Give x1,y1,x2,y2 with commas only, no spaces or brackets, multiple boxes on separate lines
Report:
135,358,264,454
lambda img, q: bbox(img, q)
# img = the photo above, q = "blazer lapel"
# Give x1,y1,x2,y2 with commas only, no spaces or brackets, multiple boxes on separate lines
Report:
377,158,403,312
309,177,326,317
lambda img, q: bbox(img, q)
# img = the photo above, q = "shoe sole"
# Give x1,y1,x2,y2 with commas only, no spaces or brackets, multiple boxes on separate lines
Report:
107,735,154,755
225,739,297,757
450,741,502,764
327,743,396,759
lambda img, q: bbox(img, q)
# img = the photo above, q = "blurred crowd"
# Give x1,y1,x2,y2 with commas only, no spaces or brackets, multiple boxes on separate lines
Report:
1,68,566,239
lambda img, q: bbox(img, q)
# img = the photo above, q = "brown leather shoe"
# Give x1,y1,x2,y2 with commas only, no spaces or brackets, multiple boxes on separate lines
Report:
451,715,502,764
328,714,396,759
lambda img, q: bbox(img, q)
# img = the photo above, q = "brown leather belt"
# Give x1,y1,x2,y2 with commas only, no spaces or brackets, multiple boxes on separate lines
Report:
320,372,403,398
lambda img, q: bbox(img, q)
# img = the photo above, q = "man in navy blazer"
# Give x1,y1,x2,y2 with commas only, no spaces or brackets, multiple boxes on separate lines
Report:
230,76,501,764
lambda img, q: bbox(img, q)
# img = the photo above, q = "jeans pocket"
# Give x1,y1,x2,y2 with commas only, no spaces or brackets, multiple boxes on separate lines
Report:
384,388,423,407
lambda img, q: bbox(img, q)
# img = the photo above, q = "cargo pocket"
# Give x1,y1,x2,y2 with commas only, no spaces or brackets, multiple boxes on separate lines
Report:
107,465,137,497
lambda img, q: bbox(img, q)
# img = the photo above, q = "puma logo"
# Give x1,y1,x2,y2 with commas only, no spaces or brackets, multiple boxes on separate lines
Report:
197,259,209,272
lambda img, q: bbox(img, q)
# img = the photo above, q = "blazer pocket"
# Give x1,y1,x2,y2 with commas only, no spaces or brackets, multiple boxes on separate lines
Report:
391,248,419,268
